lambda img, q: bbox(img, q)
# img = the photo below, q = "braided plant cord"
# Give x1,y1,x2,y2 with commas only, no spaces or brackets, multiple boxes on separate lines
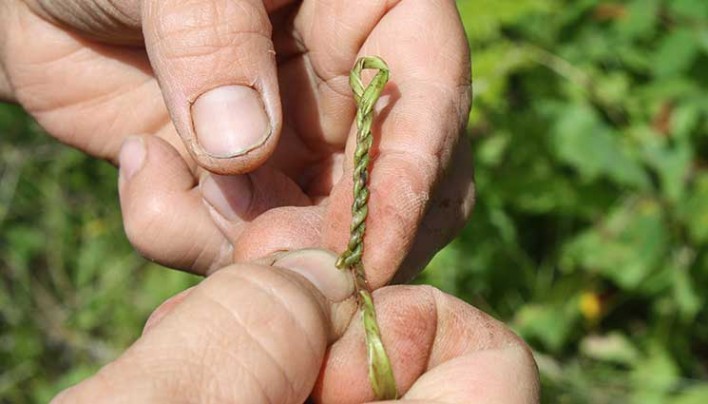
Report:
336,56,397,401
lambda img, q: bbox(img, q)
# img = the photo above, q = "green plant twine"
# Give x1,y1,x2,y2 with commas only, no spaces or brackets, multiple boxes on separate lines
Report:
336,56,397,401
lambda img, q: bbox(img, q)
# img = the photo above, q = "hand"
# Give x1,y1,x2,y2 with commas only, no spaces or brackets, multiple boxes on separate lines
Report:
51,250,539,404
1,0,474,286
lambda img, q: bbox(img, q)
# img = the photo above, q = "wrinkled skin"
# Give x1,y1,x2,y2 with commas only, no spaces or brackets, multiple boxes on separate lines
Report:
0,0,474,286
53,251,539,403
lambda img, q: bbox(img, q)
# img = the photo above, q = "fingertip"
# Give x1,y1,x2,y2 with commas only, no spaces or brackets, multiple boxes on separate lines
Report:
143,0,282,175
117,134,230,274
273,249,355,303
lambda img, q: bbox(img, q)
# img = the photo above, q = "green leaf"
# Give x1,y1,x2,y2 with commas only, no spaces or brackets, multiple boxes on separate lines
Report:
672,255,702,320
671,102,702,140
631,344,680,403
562,199,667,290
698,28,708,54
551,104,650,189
457,0,554,41
679,174,708,244
513,301,580,352
471,40,533,111
669,0,708,20
616,0,660,39
671,385,708,404
652,28,699,78
595,71,631,106
477,132,511,167
641,138,692,203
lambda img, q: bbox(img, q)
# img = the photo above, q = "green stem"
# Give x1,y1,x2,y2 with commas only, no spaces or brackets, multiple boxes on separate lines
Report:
336,56,397,401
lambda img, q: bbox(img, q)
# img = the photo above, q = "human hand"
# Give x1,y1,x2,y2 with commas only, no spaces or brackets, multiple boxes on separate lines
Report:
1,0,474,286
52,249,539,403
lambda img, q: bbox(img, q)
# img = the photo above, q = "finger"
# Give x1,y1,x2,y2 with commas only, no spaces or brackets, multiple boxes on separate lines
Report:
21,0,294,42
198,167,312,251
142,287,195,334
393,138,475,284
142,0,284,174
292,0,470,146
294,0,473,287
399,346,539,403
118,135,231,274
53,251,355,404
313,286,540,403
2,2,168,161
230,205,328,265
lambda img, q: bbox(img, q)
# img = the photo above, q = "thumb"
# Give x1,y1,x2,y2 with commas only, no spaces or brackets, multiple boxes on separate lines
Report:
53,249,355,404
142,0,281,174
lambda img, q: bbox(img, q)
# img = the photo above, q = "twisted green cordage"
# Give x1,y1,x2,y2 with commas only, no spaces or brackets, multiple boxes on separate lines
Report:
336,56,397,401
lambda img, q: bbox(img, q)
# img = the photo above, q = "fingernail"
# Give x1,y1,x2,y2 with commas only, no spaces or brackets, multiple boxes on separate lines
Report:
119,136,146,182
200,174,253,221
192,85,271,158
274,249,354,302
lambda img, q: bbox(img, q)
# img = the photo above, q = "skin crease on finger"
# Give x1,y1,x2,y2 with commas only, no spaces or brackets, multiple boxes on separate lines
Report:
20,0,294,44
20,0,294,45
20,0,143,44
52,264,344,404
52,269,539,403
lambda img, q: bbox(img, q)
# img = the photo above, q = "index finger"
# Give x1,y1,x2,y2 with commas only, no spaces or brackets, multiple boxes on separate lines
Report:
294,0,473,287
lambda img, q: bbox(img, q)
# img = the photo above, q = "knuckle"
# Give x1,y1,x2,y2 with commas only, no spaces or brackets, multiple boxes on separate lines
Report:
26,0,141,40
151,0,272,59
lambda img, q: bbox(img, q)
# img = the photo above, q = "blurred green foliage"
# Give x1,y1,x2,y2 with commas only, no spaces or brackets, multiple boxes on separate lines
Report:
0,106,199,401
1,0,708,402
422,0,708,402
